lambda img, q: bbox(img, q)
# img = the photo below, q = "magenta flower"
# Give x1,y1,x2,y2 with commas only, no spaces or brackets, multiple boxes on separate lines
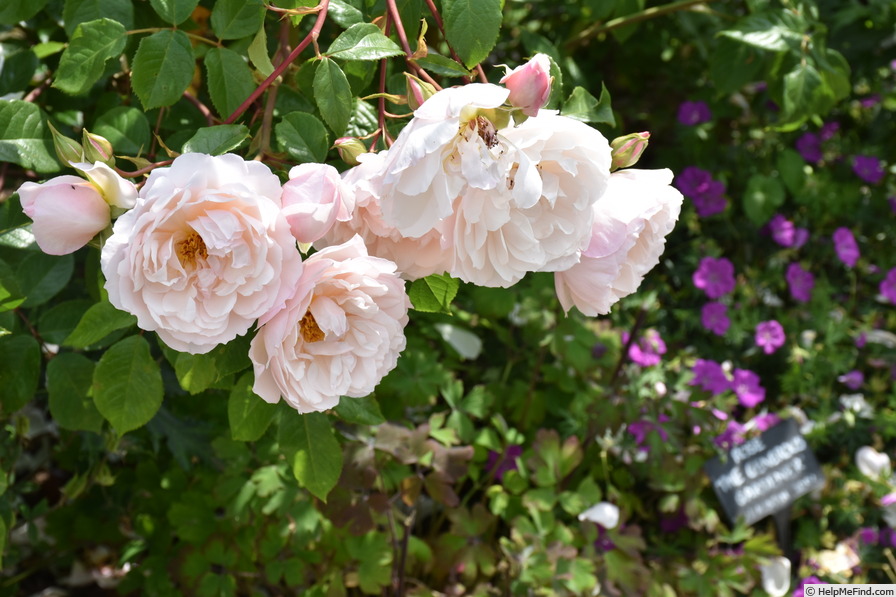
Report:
628,415,670,448
860,94,881,108
768,214,796,247
755,320,785,355
690,359,730,395
701,302,730,335
837,370,864,390
675,167,727,217
859,527,879,545
751,412,780,431
819,121,839,140
732,368,765,408
677,100,712,126
793,577,827,597
714,421,746,449
832,227,860,268
795,132,822,163
852,155,885,184
786,263,814,303
880,268,896,304
693,256,736,299
793,227,809,249
625,329,666,367
486,445,523,481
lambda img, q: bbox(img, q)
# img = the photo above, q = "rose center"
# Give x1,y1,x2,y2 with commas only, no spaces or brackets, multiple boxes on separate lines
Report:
177,231,208,269
300,311,325,343
471,116,499,149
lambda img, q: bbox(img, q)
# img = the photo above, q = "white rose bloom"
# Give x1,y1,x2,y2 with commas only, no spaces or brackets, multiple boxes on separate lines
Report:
101,153,302,354
759,557,791,597
250,235,410,413
577,501,620,529
554,168,683,316
318,151,453,280
855,446,892,479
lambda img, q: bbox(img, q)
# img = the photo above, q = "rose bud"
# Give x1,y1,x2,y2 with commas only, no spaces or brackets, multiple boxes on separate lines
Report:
610,131,650,171
500,53,552,117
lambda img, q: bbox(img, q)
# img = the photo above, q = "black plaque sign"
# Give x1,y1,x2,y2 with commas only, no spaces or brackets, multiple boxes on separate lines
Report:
705,419,825,526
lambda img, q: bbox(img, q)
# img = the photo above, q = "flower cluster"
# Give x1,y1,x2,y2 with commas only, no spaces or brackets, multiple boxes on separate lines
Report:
675,166,727,217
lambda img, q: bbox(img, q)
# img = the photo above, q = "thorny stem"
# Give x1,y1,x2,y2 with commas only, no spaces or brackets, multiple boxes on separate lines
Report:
224,0,330,125
566,0,720,50
182,91,214,126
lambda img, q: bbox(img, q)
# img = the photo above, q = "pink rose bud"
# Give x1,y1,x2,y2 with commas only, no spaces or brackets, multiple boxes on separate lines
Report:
500,53,552,117
281,163,355,244
405,73,437,111
82,129,115,165
610,131,650,171
71,161,138,209
17,176,111,255
334,137,367,167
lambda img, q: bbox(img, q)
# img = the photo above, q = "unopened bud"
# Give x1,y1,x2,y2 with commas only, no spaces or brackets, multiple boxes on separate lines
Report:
500,53,552,117
334,137,367,166
405,73,437,111
610,131,650,171
48,122,84,166
82,129,115,166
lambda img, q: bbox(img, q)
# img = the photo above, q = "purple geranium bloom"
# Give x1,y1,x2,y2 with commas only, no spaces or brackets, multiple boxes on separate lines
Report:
768,214,797,247
795,132,822,163
675,167,727,217
832,227,860,268
732,368,765,408
625,329,666,367
853,155,885,184
677,100,712,125
786,263,814,303
859,527,879,545
860,94,881,108
837,370,863,390
485,445,523,481
751,412,780,432
693,256,736,299
701,302,730,335
819,121,839,140
628,415,670,448
690,358,730,395
714,421,746,449
792,227,809,249
755,320,785,355
793,577,827,597
659,508,689,533
880,268,896,304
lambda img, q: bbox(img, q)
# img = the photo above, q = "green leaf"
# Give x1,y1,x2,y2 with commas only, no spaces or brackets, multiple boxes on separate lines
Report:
175,352,218,395
777,148,806,195
334,396,386,425
718,13,802,52
275,112,329,164
313,58,353,137
0,48,39,96
228,372,277,441
743,173,785,226
782,63,822,125
38,299,92,344
562,84,615,126
0,258,24,312
93,106,151,156
443,0,502,68
64,300,136,348
131,30,194,111
149,0,199,25
281,412,342,502
92,335,163,434
54,18,127,96
248,25,275,78
48,353,104,433
63,0,133,36
18,252,73,308
204,47,257,120
0,334,40,413
409,273,459,314
0,100,61,173
327,0,364,28
710,37,764,95
182,124,249,155
0,0,50,25
211,0,265,41
325,23,404,61
415,52,471,78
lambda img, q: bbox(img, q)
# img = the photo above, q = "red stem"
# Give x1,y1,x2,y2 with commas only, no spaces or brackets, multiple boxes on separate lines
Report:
224,0,330,125
183,91,215,126
115,159,173,178
422,0,470,82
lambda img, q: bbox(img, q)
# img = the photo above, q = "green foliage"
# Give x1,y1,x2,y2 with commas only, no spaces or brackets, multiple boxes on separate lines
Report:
92,335,163,434
408,273,460,313
313,58,353,136
0,100,59,172
443,0,502,67
324,23,404,61
53,19,127,95
279,412,343,502
131,30,195,110
204,47,257,120
182,124,250,155
149,0,199,25
275,112,329,163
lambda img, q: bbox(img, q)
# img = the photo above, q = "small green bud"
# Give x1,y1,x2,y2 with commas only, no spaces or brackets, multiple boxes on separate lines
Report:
405,73,437,111
610,131,650,171
48,121,84,166
334,137,367,166
82,129,115,166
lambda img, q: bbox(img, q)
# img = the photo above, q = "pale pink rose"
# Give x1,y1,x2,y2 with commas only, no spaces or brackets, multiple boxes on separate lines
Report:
250,235,409,413
447,111,612,287
500,53,552,117
101,153,302,354
281,163,355,244
72,161,137,209
554,169,683,316
18,175,111,255
317,151,452,280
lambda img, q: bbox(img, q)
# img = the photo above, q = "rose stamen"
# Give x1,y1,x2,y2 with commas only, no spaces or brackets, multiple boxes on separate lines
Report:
473,116,499,149
176,231,208,270
300,310,325,343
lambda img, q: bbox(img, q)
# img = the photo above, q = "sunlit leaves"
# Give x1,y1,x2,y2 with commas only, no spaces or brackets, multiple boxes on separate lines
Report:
409,273,460,314
325,23,404,61
228,372,277,441
313,58,353,136
182,124,249,155
63,0,134,36
0,100,60,173
443,0,502,68
279,412,342,502
275,112,329,163
54,19,127,95
204,47,257,120
149,0,199,25
131,30,194,110
211,0,265,40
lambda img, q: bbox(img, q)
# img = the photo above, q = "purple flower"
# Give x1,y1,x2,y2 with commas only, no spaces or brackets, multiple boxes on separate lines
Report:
794,577,826,597
693,257,736,299
732,369,765,408
837,370,863,390
786,263,814,303
701,302,730,335
859,527,879,545
751,412,780,432
714,421,746,449
889,197,896,213
796,132,822,163
675,167,727,217
880,268,896,304
625,329,666,367
690,359,730,395
860,94,881,108
677,100,712,126
628,415,670,448
853,155,885,184
819,121,839,141
793,228,809,249
882,492,896,506
485,445,523,481
755,320,786,355
659,508,689,533
769,214,797,247
832,227,860,268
